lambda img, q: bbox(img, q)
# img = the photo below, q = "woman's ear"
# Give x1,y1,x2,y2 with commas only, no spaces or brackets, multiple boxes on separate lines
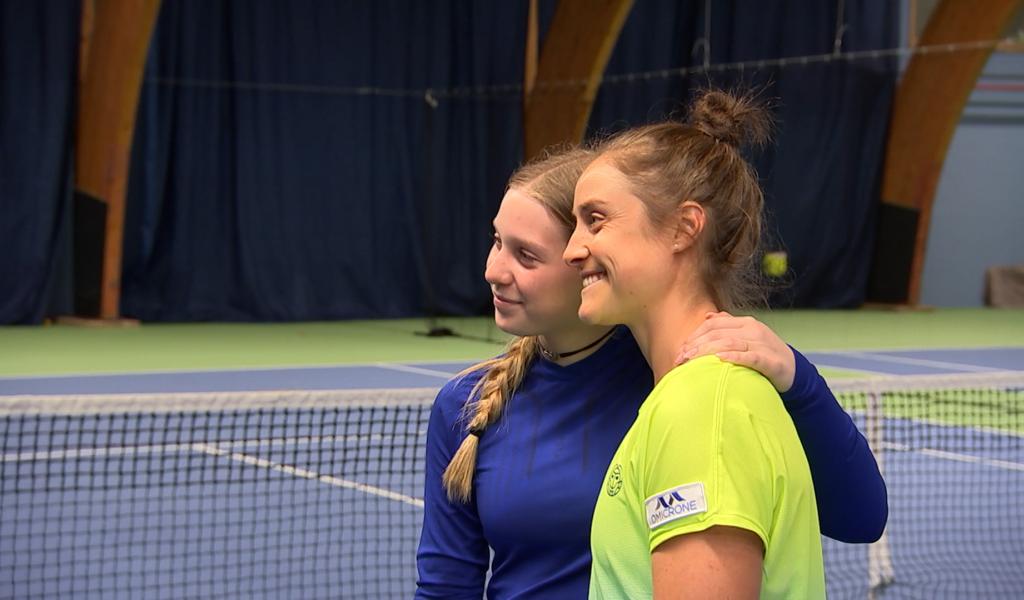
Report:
672,201,706,253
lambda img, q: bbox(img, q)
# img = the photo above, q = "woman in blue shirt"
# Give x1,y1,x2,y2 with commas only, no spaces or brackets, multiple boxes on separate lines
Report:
415,147,886,599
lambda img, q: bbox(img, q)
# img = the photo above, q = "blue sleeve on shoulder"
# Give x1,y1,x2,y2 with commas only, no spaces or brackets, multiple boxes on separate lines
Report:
781,347,888,543
415,377,490,599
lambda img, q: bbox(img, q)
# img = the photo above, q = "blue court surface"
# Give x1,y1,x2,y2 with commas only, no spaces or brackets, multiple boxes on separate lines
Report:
1,347,1022,598
803,347,1024,376
3,347,1022,396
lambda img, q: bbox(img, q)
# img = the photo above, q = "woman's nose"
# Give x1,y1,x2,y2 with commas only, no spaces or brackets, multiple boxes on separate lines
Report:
484,248,512,286
563,226,590,268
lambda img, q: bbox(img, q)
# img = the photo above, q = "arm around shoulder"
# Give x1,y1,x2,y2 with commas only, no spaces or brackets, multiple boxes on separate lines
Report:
782,347,888,542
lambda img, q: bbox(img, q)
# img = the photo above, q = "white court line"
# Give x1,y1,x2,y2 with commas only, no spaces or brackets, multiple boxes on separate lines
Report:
815,364,893,376
819,345,1024,355
373,362,460,379
0,433,417,463
837,351,1002,373
0,360,473,381
882,441,1024,472
194,444,424,507
2,441,199,463
2,434,428,508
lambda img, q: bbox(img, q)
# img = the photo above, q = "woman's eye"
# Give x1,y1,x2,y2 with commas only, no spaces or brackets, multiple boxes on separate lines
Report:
492,234,501,249
588,213,605,230
519,250,538,264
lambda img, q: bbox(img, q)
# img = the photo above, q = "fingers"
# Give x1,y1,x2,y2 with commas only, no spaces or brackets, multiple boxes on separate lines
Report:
681,327,753,360
676,338,784,388
716,347,780,388
685,317,748,349
676,337,755,365
675,312,796,393
686,312,760,342
676,330,733,365
714,350,763,372
681,340,770,374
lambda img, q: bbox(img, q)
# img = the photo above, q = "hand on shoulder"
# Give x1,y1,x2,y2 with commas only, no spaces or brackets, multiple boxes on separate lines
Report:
674,311,796,393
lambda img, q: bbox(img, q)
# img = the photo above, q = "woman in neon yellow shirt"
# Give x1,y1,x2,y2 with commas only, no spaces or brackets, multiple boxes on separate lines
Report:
565,90,826,598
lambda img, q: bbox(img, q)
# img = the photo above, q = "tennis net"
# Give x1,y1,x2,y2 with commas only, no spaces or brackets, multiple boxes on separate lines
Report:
1,372,1022,599
0,389,435,600
826,371,1024,599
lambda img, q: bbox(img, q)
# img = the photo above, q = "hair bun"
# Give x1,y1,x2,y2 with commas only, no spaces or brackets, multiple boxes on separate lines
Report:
689,89,771,149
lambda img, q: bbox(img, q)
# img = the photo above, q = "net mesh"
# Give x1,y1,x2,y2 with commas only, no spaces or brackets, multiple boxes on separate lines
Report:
1,373,1022,599
1,389,433,600
825,372,1024,599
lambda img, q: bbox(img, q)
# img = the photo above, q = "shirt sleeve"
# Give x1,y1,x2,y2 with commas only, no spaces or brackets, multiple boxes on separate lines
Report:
781,346,889,543
415,381,490,599
641,366,779,553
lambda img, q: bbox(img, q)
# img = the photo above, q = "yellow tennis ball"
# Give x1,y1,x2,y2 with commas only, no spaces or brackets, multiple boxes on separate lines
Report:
762,251,787,277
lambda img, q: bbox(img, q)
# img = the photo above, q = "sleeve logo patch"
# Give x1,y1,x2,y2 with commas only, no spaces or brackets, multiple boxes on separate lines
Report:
645,482,707,529
606,464,623,496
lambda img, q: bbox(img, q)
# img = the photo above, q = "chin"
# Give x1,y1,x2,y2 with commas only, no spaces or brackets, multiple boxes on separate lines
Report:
493,312,532,337
577,303,612,326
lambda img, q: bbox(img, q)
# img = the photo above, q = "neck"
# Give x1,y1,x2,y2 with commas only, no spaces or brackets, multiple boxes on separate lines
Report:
539,324,616,366
627,291,717,382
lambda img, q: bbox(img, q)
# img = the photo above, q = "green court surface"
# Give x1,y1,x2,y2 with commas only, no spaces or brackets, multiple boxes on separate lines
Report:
1,308,1022,377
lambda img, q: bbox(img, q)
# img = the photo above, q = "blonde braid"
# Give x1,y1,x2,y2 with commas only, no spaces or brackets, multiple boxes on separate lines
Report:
442,336,539,502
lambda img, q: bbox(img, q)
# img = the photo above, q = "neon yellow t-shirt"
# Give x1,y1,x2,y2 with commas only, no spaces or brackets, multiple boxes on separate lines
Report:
589,356,825,599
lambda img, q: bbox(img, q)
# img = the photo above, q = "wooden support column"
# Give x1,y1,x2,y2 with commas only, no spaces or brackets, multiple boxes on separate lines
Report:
523,0,635,160
74,0,162,319
867,0,1021,305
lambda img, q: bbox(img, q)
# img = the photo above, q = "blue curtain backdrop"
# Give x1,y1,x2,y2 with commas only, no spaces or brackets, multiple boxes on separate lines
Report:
122,0,529,321
589,0,896,308
0,1,79,324
1,0,897,323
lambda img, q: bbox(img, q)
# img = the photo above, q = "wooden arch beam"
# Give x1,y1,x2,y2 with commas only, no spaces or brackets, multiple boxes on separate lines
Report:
523,0,635,160
867,0,1021,305
75,0,162,320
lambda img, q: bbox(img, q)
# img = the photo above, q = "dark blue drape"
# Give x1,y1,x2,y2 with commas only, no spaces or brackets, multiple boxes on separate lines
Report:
123,0,528,321
588,0,897,308
0,1,79,324
3,1,897,323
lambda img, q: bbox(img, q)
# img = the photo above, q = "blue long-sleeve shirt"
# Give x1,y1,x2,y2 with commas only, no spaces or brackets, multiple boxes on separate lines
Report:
781,346,888,542
415,328,886,599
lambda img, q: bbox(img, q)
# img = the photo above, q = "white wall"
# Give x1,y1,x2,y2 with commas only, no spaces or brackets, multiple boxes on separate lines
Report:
919,51,1024,306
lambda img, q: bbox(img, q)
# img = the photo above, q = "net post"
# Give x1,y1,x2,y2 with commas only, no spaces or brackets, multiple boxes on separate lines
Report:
865,389,894,594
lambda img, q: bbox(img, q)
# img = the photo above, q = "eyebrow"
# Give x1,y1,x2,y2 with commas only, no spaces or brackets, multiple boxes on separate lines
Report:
491,222,545,255
573,198,606,217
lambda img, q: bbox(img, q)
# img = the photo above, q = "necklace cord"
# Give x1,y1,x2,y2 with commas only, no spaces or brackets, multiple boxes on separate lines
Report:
539,328,615,362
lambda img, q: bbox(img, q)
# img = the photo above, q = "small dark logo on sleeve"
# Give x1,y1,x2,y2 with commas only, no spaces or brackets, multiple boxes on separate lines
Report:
606,464,623,496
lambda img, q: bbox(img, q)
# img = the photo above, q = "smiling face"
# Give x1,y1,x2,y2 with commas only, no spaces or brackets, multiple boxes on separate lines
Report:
563,158,678,327
484,188,587,338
